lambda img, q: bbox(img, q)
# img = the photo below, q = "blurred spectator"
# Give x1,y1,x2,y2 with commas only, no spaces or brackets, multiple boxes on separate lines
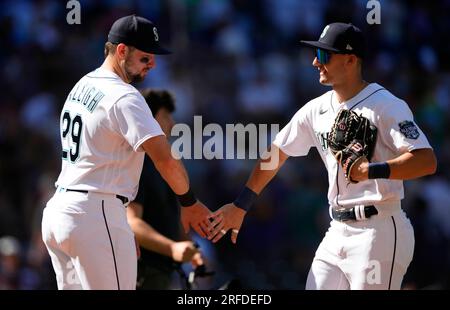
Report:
0,236,21,289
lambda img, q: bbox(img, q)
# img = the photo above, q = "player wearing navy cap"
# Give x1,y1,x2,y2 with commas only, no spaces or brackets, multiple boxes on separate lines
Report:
41,15,220,290
209,23,437,290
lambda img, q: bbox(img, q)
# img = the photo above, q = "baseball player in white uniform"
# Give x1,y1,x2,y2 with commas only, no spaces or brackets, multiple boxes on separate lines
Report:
208,23,437,289
41,15,219,290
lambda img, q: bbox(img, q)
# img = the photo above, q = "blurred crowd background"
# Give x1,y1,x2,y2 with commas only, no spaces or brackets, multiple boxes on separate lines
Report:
0,0,449,290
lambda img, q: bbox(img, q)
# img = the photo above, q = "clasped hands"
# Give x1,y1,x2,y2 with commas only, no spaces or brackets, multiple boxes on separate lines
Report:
181,201,247,244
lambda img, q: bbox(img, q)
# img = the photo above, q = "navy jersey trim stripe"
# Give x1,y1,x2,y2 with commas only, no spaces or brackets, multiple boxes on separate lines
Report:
348,88,385,111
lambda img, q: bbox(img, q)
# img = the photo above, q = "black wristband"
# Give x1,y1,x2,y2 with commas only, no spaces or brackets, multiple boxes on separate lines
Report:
368,162,391,179
233,186,258,212
177,188,197,207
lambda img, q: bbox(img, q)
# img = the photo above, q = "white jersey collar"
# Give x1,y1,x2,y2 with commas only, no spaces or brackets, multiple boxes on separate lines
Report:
87,67,122,80
332,83,384,110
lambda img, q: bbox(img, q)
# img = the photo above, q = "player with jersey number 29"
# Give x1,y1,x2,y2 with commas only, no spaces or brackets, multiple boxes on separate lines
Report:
41,15,221,290
208,23,437,290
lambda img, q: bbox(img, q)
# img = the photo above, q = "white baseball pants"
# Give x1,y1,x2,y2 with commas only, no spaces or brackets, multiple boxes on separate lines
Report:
42,189,137,290
306,202,414,290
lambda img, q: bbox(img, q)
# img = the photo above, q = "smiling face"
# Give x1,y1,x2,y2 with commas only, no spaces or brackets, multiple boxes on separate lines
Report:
312,50,356,87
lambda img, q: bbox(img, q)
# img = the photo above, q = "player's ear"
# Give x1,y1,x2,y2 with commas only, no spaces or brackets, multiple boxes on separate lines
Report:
347,54,358,66
116,43,128,59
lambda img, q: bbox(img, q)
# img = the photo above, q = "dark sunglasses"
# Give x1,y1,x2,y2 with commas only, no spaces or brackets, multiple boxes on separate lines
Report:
316,49,332,64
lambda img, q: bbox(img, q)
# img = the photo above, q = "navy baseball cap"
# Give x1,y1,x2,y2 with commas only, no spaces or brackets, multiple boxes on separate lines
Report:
300,23,365,58
108,15,171,55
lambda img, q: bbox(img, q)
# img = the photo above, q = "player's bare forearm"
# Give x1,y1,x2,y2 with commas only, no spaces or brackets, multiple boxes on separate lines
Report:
246,145,290,194
142,136,216,237
353,148,437,181
142,136,190,195
387,148,437,179
155,158,190,195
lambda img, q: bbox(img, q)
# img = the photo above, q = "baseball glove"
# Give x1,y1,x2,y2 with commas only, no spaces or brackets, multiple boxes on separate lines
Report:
328,109,377,183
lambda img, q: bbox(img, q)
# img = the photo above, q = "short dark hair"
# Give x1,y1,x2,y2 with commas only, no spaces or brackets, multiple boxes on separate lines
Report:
140,89,176,115
104,42,117,58
104,42,137,58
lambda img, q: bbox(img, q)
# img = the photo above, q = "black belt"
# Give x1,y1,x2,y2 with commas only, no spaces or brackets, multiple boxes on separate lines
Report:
65,189,129,206
331,205,378,222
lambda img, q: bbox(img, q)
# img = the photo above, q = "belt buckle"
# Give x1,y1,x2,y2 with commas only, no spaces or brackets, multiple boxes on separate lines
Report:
335,207,347,213
333,207,348,222
333,207,356,222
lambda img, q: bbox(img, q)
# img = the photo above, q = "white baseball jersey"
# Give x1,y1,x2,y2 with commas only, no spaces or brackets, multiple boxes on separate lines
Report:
273,83,432,209
55,67,164,200
274,83,431,289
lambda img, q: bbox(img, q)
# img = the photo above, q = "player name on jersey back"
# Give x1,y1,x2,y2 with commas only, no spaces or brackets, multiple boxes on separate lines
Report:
67,81,105,113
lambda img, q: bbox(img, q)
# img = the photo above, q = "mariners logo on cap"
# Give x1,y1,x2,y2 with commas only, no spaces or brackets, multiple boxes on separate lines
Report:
320,25,330,39
153,27,159,42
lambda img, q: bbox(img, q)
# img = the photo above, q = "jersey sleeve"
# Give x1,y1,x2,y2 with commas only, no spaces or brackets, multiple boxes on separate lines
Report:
272,106,315,157
111,93,164,152
378,99,431,153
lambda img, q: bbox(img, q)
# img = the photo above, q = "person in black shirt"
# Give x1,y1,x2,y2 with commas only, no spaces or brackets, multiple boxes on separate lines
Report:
127,89,203,289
